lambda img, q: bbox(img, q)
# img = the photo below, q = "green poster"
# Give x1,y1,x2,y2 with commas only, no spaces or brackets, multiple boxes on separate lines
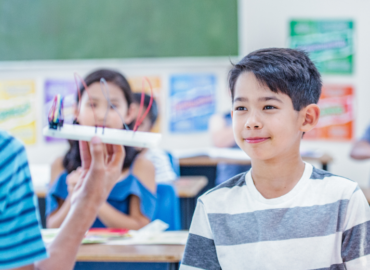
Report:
289,20,354,74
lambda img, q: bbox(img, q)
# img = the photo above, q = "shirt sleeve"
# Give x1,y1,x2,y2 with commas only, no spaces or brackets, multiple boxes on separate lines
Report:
0,138,48,269
361,125,370,143
341,186,370,269
180,199,221,270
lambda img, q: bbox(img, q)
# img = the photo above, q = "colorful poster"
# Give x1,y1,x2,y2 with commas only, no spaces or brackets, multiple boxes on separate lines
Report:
0,80,37,145
289,20,354,74
44,79,76,142
128,76,162,133
304,85,354,140
169,74,216,133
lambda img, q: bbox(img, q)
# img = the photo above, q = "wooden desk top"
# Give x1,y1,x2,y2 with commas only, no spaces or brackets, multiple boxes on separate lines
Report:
76,244,185,262
171,176,208,198
179,153,333,166
35,176,208,199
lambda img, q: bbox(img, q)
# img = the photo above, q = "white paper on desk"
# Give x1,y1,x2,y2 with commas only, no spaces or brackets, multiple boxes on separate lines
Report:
106,231,189,245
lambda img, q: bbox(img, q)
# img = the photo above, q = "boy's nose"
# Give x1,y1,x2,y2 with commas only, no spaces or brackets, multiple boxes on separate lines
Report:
245,114,262,129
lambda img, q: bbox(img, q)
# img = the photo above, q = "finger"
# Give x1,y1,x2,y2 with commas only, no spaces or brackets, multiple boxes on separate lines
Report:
108,144,125,169
89,136,105,170
106,144,114,163
79,140,92,170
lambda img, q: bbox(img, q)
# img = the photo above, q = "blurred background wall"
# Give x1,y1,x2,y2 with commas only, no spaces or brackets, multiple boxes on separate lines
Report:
1,0,370,186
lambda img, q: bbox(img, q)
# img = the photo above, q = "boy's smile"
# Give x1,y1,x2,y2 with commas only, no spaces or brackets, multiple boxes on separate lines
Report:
232,72,304,161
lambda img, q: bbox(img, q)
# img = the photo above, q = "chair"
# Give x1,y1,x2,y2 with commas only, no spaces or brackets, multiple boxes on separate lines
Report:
153,183,181,231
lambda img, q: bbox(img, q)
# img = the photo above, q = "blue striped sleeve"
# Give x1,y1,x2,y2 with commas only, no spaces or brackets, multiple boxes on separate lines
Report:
0,132,48,269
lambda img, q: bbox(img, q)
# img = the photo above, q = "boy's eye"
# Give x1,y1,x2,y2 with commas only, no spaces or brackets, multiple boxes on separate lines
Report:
89,103,97,108
264,105,276,110
235,106,247,111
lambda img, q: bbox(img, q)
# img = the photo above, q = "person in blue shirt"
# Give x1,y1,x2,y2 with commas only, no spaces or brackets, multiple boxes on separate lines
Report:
0,130,125,270
350,124,370,160
46,69,157,230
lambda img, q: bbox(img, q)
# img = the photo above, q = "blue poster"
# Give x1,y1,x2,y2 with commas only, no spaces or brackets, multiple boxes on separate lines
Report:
169,74,216,133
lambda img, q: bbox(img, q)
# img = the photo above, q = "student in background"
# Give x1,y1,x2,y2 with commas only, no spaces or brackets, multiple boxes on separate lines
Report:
350,124,370,160
46,69,156,230
209,111,251,185
0,130,124,270
133,93,178,182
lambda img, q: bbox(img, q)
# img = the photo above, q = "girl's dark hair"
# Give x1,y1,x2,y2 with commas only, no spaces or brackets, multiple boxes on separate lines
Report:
228,48,322,111
63,69,140,173
77,69,133,106
133,93,158,126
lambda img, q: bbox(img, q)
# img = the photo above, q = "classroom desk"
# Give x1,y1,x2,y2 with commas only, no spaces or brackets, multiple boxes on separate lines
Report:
73,244,184,270
179,153,333,170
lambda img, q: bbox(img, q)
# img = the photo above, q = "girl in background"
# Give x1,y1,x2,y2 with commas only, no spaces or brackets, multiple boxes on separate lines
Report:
46,69,156,230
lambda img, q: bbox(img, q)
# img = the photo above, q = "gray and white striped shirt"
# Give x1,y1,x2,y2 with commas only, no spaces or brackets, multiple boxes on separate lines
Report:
181,163,370,270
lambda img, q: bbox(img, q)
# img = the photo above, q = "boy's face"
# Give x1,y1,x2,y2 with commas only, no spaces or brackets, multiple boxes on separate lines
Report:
232,72,306,161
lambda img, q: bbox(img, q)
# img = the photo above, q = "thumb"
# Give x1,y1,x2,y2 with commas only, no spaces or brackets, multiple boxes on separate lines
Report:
89,136,105,170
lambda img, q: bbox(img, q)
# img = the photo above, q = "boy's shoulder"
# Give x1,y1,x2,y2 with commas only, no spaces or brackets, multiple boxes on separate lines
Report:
310,165,356,186
309,165,358,199
198,172,247,206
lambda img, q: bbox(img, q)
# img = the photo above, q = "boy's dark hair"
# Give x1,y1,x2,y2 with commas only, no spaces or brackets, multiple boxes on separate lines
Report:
228,48,322,111
62,69,139,175
133,93,158,126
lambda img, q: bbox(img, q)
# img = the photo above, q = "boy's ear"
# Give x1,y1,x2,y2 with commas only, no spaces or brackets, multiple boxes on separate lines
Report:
300,104,320,133
231,110,233,119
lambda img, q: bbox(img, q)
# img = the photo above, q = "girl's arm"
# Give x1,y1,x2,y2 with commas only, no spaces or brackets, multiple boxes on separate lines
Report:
97,156,156,229
46,169,82,228
46,197,71,228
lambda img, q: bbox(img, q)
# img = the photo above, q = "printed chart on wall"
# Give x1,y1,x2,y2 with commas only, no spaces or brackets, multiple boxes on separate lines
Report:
128,76,162,133
289,20,354,74
169,74,216,133
44,79,76,142
304,85,354,140
0,80,37,145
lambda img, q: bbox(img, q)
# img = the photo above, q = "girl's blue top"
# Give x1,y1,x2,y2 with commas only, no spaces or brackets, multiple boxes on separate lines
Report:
46,164,157,228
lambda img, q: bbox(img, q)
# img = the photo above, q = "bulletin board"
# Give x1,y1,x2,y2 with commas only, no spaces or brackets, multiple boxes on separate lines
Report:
289,20,354,74
0,80,37,145
304,85,354,141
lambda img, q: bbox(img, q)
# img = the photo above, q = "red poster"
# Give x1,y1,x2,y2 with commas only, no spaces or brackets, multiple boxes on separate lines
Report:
304,85,354,141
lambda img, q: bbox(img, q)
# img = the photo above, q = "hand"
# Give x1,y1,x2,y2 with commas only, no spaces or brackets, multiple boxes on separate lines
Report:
66,167,83,196
70,137,125,206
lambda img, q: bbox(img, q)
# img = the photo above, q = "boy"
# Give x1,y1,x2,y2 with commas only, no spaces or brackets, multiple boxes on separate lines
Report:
180,48,370,269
